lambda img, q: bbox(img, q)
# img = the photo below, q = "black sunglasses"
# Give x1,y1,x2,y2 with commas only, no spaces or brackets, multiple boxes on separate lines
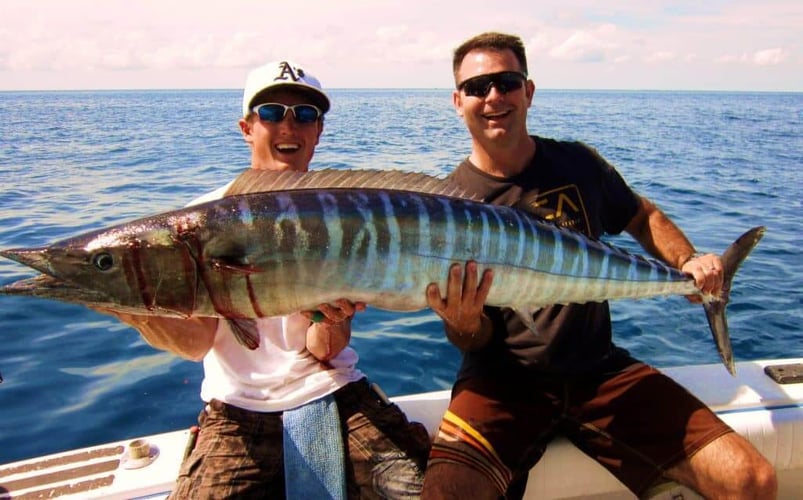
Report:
457,71,527,98
252,103,322,124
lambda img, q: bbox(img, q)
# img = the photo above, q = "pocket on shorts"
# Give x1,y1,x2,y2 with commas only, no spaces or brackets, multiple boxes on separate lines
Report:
177,448,203,480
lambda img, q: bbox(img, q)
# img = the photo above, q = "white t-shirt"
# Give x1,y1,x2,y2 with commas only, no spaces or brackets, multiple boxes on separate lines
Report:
188,181,364,413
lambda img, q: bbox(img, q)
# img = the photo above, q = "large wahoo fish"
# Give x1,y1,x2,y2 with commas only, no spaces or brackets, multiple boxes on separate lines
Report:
1,169,764,374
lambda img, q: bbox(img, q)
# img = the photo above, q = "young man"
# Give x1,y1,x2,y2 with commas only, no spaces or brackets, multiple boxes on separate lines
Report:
421,32,776,499
110,60,429,499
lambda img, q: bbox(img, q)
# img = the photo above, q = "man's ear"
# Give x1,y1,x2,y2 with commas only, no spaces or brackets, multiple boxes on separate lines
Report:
453,90,464,117
315,120,324,145
239,118,253,143
525,79,536,106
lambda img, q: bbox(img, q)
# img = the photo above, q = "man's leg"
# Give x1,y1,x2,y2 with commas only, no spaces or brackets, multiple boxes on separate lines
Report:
665,431,777,499
422,461,501,500
567,363,777,499
421,376,560,500
170,400,284,499
336,380,430,500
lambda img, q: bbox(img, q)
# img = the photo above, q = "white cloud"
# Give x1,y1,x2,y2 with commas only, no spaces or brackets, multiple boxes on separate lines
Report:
753,48,788,66
645,51,678,63
715,55,739,64
714,47,790,67
549,27,619,63
0,0,800,91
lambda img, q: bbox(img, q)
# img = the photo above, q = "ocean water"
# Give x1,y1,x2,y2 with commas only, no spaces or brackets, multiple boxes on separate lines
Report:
0,89,801,464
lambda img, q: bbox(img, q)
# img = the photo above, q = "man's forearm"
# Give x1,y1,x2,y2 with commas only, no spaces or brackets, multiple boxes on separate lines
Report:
111,313,218,361
627,196,696,269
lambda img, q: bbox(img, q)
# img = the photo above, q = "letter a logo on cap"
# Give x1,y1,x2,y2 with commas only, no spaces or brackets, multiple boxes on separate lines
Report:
242,59,328,116
275,61,305,82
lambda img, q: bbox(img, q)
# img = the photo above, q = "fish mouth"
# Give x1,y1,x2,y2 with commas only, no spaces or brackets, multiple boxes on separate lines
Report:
0,274,188,318
0,248,54,275
0,274,104,301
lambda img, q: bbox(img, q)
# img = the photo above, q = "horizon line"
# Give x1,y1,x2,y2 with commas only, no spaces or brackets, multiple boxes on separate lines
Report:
1,87,801,94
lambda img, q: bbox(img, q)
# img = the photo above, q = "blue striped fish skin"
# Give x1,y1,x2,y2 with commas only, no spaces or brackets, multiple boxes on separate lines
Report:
239,189,698,314
0,169,765,373
1,189,697,318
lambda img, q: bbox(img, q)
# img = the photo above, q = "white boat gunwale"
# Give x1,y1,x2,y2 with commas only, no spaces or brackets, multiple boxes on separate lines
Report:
2,357,802,500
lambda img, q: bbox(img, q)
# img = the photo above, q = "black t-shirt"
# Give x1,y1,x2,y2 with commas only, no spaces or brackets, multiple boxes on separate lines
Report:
448,136,641,378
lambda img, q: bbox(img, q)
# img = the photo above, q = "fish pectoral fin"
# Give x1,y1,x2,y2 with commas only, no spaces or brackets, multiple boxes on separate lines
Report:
226,318,260,350
514,306,542,336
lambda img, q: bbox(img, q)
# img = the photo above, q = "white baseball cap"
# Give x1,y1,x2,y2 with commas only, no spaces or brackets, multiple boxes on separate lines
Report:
241,60,330,117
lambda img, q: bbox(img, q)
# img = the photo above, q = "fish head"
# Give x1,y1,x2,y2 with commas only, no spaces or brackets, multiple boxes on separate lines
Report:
1,213,202,316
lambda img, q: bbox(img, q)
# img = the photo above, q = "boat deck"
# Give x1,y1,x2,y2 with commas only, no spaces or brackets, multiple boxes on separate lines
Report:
2,358,802,499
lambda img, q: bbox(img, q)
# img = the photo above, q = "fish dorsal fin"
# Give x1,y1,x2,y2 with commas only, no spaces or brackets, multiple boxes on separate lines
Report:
224,168,481,201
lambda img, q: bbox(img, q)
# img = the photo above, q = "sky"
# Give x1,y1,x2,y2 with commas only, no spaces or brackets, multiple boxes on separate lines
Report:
2,0,801,92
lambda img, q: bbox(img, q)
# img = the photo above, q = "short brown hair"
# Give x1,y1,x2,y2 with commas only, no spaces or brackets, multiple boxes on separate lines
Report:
452,32,528,84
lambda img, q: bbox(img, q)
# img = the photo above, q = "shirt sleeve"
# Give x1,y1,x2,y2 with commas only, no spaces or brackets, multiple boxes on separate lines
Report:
584,145,640,235
185,181,234,207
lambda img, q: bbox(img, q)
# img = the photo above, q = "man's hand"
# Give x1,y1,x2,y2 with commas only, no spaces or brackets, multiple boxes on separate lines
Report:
302,298,366,325
426,261,494,351
681,253,723,303
303,299,366,361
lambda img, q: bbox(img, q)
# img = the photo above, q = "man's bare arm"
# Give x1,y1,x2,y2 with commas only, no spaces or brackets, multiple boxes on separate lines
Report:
102,312,218,361
625,195,723,298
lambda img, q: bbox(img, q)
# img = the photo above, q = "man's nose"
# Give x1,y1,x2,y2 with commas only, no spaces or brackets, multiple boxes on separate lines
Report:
485,84,505,101
277,112,299,128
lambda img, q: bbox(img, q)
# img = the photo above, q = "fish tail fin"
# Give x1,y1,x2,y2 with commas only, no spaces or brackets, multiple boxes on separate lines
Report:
703,226,766,376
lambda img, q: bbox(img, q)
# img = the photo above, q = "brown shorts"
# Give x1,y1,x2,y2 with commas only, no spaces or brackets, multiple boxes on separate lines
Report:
429,363,733,497
171,378,430,499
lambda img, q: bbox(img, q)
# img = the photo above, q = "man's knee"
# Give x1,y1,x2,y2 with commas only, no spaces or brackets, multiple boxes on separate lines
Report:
671,433,778,498
736,456,777,498
722,437,777,497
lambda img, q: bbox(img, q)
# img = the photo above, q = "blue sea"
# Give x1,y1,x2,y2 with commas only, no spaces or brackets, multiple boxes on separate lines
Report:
0,89,801,464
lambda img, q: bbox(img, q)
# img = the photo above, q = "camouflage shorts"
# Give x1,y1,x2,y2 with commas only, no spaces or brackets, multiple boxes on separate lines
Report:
170,378,430,499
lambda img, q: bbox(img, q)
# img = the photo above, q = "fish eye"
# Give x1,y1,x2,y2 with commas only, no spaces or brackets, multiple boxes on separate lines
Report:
92,252,115,271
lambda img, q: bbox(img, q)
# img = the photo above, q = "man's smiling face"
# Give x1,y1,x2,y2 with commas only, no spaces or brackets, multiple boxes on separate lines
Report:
241,88,323,172
453,48,534,148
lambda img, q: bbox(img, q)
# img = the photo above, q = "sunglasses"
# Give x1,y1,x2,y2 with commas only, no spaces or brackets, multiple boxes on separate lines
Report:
252,103,322,124
457,71,527,98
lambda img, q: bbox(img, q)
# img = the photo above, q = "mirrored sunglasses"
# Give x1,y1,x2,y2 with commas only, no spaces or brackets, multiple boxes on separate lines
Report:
252,103,322,124
457,71,527,98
